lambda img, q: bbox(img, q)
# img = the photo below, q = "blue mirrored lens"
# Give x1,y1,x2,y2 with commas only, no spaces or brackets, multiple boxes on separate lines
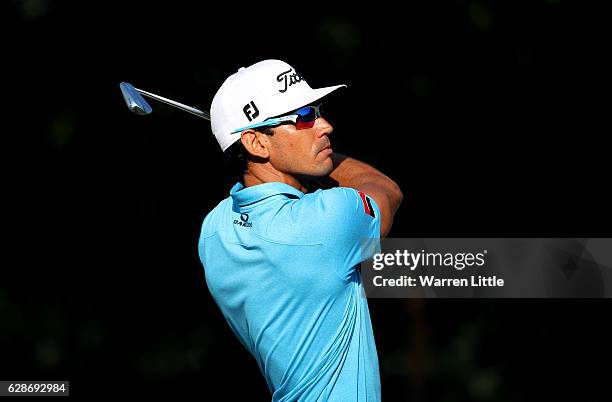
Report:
295,106,318,122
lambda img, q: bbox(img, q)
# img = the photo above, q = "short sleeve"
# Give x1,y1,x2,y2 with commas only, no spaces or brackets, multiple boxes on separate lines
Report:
312,187,381,280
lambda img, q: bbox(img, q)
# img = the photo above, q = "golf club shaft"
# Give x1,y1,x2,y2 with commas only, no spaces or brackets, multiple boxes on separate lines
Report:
134,87,210,120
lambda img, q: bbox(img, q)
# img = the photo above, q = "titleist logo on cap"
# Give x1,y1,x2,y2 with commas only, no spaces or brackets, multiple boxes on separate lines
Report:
277,69,304,93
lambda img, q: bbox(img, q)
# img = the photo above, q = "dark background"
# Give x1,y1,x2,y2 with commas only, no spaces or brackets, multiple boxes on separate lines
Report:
2,1,610,400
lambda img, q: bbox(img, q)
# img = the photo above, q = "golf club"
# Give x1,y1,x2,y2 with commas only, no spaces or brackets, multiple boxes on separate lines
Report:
119,82,210,120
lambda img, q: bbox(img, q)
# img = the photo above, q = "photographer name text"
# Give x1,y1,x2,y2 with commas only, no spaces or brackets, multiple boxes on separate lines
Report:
370,250,504,288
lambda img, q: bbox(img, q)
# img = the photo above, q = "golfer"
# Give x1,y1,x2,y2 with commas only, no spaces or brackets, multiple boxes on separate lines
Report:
198,59,402,401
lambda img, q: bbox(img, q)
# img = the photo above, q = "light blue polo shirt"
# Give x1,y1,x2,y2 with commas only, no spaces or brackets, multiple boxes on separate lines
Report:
198,181,381,402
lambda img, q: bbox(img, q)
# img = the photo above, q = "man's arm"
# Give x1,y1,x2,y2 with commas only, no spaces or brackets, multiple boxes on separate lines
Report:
326,153,403,238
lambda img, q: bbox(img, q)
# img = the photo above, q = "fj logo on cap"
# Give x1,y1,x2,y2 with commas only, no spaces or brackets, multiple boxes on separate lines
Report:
277,69,304,93
243,101,259,122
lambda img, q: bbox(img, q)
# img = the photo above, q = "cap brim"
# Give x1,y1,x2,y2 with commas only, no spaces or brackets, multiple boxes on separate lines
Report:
275,84,347,117
304,84,347,108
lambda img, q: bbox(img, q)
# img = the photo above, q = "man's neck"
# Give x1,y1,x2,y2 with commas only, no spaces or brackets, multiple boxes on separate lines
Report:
243,165,310,193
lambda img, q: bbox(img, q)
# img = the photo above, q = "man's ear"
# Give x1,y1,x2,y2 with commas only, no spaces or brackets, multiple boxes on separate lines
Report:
241,130,270,159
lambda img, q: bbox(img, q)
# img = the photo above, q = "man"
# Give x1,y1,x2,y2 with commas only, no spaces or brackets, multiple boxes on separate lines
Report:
198,59,402,401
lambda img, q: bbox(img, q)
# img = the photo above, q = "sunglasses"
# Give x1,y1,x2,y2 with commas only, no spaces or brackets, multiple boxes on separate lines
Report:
231,104,322,134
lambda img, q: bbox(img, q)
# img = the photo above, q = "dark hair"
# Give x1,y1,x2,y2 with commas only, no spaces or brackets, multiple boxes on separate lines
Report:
223,126,274,182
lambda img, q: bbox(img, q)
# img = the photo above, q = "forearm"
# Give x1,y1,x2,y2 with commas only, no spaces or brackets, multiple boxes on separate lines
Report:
327,153,403,237
328,153,401,196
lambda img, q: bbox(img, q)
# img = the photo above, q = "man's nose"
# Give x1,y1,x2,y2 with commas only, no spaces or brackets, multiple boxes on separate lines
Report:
315,117,333,138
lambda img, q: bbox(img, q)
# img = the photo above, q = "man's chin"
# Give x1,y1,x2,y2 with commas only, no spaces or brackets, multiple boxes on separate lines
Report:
296,161,333,179
313,162,334,178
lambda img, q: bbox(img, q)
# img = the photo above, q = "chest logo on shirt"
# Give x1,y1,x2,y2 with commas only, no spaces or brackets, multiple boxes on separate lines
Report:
234,213,253,228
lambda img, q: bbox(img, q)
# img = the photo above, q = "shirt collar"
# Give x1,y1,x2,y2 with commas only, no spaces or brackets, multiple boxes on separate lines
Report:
230,182,304,206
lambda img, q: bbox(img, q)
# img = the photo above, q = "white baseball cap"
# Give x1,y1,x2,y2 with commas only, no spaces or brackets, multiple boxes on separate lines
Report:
210,59,346,152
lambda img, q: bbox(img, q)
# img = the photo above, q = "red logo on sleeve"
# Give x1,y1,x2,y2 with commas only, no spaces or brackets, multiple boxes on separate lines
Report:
358,191,376,218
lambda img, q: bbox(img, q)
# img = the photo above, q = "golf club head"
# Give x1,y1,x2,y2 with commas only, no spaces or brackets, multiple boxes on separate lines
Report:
120,82,153,115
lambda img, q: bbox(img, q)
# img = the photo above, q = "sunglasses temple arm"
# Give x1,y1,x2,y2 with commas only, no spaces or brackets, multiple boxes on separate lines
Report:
230,116,298,134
